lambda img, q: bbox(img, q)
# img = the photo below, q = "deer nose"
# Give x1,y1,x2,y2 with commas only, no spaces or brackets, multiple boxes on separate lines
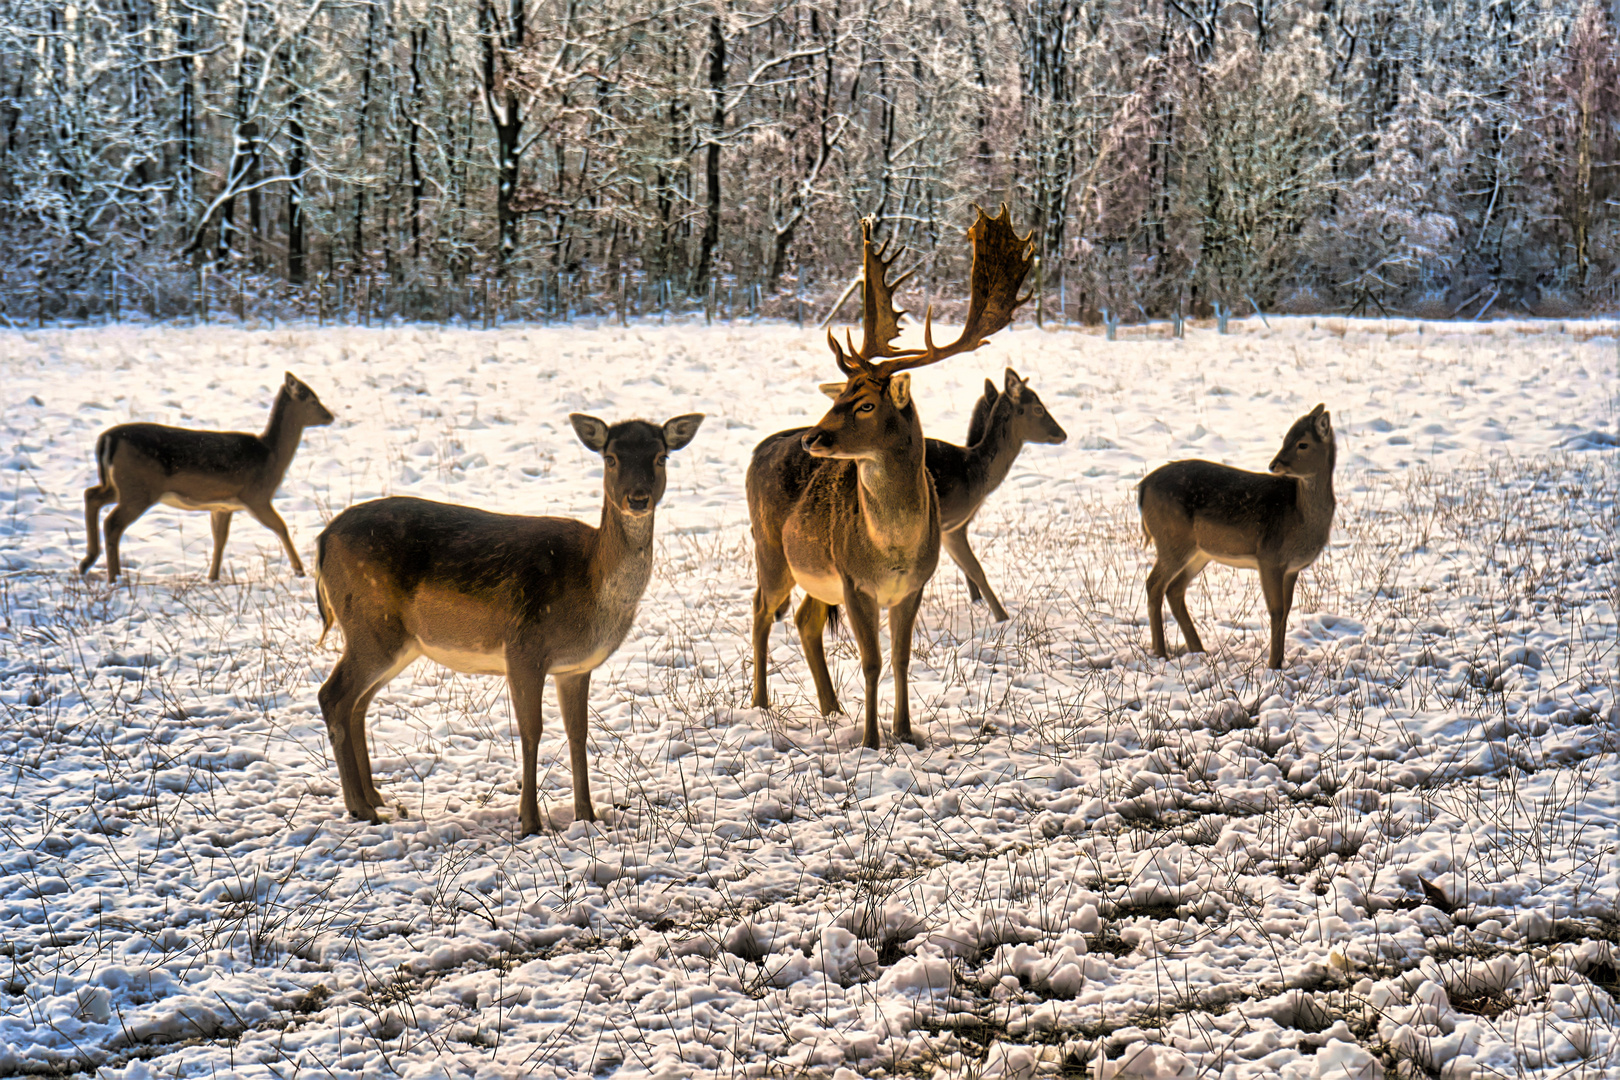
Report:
627,493,651,511
1268,459,1286,474
801,430,831,453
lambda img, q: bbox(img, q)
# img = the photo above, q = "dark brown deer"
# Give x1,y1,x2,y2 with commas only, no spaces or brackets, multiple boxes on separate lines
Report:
747,208,1033,749
79,372,334,582
314,413,703,834
1138,404,1336,669
926,368,1067,620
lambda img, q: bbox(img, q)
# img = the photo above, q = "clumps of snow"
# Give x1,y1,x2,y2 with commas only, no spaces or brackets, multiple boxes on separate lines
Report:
0,319,1615,1077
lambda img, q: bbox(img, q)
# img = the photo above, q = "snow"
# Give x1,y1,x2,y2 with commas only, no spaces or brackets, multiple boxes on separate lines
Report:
0,316,1616,1078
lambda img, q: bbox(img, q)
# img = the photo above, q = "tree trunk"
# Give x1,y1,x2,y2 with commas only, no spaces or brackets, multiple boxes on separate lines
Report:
694,15,726,294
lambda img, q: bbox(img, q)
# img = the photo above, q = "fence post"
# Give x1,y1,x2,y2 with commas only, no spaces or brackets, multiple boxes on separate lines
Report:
198,265,209,325
1214,302,1230,334
1102,308,1118,341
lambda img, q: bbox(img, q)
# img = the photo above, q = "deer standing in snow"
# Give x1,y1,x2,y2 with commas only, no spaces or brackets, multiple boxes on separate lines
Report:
314,413,703,834
1138,404,1336,669
926,369,1067,620
79,372,334,582
747,208,1033,748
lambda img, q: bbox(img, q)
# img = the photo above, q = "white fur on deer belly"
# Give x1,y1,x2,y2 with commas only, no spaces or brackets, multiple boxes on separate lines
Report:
418,642,508,676
795,572,846,607
550,642,616,676
159,493,247,512
1209,553,1261,571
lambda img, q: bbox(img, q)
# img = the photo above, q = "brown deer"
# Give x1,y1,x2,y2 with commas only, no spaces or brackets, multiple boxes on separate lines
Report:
747,208,1033,749
1138,404,1336,669
79,372,334,582
926,368,1067,621
313,413,703,835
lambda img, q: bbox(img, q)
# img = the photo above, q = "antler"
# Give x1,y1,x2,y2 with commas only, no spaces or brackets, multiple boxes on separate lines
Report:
826,205,1033,379
877,205,1034,375
828,216,914,376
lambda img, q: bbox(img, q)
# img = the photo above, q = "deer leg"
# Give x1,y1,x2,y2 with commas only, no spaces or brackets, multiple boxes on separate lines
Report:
888,589,926,745
318,641,412,822
841,587,885,750
750,547,794,710
506,661,550,836
942,528,1008,621
555,671,596,826
207,510,232,581
1144,555,1179,658
1165,557,1209,655
347,678,401,811
1259,563,1290,669
794,596,842,715
79,483,115,574
243,499,304,575
101,491,157,583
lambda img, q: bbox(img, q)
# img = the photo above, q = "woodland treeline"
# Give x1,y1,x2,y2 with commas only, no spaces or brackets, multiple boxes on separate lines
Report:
0,0,1616,324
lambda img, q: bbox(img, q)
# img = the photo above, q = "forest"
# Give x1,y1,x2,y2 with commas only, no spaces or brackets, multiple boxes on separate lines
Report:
0,0,1616,324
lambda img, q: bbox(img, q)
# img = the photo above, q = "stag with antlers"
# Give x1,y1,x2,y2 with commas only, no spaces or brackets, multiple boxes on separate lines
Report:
746,207,1033,749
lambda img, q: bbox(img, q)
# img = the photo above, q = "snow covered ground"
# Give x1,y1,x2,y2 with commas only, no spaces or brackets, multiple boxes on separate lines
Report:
0,316,1616,1079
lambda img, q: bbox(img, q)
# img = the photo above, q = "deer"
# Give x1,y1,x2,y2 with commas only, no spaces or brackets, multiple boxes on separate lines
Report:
926,368,1067,621
747,207,1033,749
1137,403,1336,669
79,372,335,583
313,412,703,835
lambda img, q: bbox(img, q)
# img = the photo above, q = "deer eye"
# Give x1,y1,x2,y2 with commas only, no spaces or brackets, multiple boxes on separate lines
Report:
1297,442,1308,450
856,402,876,414
605,455,618,468
655,454,668,467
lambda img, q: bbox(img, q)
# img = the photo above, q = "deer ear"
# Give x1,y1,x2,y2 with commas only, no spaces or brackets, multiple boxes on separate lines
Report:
819,382,846,400
1314,408,1332,440
284,372,308,398
662,413,704,452
1004,367,1025,396
983,378,998,403
570,414,610,453
888,373,912,409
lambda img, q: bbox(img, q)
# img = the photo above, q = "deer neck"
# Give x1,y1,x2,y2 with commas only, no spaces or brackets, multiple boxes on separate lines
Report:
1293,467,1337,526
965,398,1022,497
260,392,306,476
592,500,656,606
855,423,932,550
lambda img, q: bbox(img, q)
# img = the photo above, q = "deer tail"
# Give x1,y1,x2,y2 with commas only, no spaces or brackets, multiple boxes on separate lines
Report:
1136,481,1153,547
93,430,116,489
314,531,334,646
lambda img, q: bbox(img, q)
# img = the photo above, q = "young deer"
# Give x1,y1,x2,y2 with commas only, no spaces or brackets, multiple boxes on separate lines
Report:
748,208,1033,749
79,372,334,582
925,368,1067,620
1138,404,1336,669
314,413,703,835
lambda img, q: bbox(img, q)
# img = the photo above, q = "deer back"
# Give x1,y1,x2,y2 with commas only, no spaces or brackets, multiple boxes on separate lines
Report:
98,373,333,505
1139,405,1335,566
318,414,701,675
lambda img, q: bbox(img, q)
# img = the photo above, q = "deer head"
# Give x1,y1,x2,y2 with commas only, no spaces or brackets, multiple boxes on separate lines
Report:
571,414,704,516
283,372,336,427
1268,404,1334,479
802,207,1034,459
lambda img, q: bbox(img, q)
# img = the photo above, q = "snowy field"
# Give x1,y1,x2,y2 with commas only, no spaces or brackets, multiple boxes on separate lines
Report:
0,316,1616,1080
